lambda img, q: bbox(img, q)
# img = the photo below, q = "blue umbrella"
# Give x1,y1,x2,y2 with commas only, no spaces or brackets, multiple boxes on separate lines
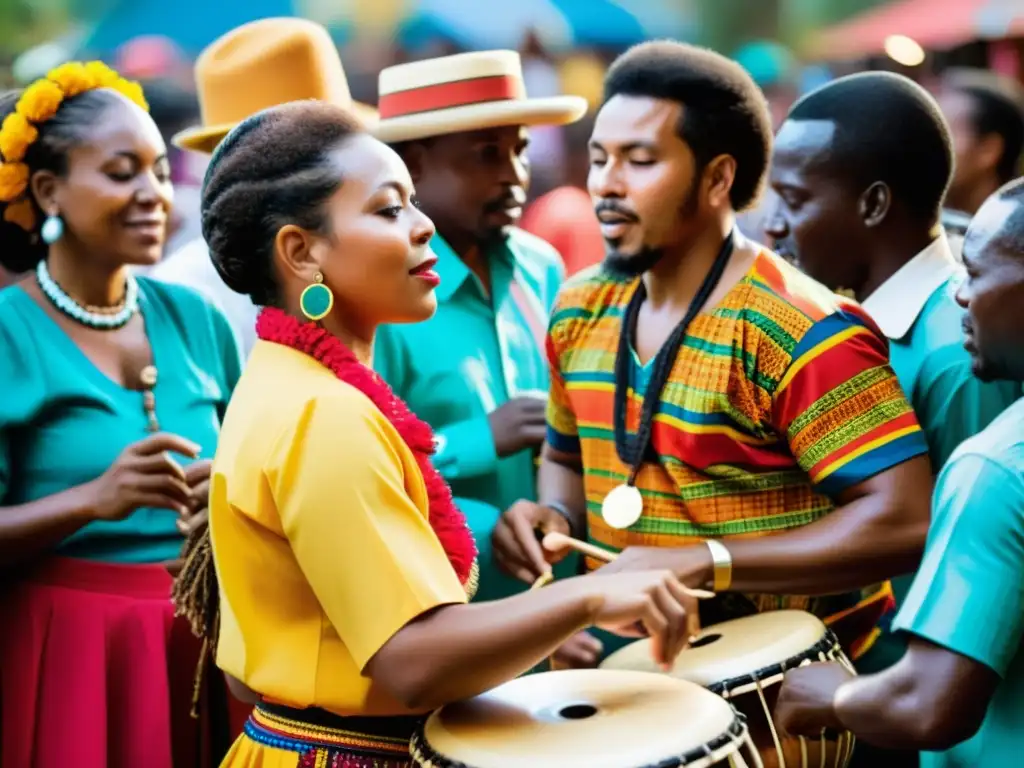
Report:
80,0,299,57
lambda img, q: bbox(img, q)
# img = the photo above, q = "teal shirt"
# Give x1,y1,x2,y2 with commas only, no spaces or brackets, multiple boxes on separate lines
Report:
893,399,1024,768
374,229,568,600
880,280,1019,616
858,242,1019,669
884,280,1018,476
0,277,242,564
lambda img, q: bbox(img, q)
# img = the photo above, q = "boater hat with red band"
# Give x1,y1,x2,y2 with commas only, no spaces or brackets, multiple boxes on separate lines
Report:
373,50,588,144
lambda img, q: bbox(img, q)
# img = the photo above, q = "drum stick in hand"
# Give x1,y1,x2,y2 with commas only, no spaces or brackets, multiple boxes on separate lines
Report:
541,532,716,599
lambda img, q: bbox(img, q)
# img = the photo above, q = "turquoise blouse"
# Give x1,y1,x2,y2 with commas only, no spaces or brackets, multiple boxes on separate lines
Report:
0,277,241,564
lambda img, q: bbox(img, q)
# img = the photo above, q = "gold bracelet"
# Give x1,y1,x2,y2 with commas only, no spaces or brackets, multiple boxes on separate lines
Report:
704,539,732,592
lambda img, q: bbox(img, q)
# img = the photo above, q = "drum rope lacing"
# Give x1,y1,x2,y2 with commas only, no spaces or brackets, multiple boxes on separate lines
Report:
710,628,858,768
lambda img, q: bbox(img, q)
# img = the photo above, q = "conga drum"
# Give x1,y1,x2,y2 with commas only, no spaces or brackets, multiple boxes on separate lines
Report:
601,611,856,768
410,669,763,767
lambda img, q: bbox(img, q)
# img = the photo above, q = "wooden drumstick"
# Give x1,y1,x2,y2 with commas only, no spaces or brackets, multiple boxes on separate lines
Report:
541,532,716,599
542,531,618,564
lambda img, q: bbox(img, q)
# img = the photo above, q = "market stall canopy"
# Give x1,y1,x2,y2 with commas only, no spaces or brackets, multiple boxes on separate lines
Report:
808,0,1024,61
79,0,299,57
395,0,691,51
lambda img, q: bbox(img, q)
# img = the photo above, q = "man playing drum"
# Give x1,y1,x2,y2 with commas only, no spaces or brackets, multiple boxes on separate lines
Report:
492,41,934,667
775,179,1024,768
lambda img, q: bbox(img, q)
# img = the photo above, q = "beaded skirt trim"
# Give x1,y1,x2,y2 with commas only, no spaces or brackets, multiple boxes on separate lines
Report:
244,703,420,768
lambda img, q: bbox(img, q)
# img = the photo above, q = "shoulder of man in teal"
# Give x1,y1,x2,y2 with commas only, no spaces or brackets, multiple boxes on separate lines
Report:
505,227,566,300
952,397,1024,466
904,280,1020,464
506,226,565,272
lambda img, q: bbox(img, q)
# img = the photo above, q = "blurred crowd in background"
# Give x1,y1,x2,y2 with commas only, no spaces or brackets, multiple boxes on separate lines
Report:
1,0,1022,289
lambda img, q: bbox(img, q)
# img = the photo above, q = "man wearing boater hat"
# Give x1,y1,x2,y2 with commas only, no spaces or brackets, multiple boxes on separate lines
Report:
152,18,376,355
371,51,587,604
492,41,934,667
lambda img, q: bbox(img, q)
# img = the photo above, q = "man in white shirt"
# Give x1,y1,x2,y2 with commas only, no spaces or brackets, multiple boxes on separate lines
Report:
150,18,376,356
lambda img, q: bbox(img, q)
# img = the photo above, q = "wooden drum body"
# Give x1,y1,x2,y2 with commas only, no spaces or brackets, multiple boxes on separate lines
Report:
411,669,763,768
601,611,856,768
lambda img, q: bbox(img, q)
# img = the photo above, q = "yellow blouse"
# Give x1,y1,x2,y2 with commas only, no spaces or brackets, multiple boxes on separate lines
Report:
210,341,467,716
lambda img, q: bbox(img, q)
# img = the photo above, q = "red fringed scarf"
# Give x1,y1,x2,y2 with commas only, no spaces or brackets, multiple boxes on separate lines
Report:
256,306,478,588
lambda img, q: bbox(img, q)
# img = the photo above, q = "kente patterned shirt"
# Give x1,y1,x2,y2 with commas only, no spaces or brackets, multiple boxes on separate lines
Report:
545,249,929,657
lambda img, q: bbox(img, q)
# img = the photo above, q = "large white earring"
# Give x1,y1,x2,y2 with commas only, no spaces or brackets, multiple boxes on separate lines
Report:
41,213,64,245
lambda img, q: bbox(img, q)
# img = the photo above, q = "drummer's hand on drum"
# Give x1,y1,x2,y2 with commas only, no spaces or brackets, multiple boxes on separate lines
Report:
493,499,570,583
775,662,853,737
551,631,604,670
586,570,697,670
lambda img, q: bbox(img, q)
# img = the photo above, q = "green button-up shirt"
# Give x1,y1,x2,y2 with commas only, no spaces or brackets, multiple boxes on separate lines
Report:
375,229,567,600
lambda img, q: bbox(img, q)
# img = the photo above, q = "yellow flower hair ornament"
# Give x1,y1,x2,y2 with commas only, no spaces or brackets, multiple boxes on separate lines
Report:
0,61,149,232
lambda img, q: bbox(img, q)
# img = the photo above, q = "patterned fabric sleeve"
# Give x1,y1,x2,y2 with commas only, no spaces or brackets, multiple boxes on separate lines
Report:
545,300,581,456
773,305,929,497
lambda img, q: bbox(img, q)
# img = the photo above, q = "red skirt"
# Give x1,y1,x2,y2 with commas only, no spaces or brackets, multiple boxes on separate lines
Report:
0,556,251,768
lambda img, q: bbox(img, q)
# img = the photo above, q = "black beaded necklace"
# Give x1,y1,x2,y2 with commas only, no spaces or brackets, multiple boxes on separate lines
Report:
602,231,736,529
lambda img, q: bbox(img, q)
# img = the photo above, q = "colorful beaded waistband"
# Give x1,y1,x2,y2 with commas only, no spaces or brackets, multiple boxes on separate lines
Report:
244,703,422,768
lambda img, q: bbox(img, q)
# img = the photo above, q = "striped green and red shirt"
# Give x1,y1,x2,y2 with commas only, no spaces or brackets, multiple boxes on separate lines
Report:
546,249,928,657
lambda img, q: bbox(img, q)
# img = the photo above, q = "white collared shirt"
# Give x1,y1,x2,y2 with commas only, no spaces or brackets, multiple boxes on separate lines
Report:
150,237,258,356
861,234,962,341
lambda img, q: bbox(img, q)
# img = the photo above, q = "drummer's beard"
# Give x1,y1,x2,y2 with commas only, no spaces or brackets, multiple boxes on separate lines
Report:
604,246,664,278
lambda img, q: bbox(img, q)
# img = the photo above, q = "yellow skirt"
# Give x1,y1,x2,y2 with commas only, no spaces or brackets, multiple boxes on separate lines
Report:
221,703,419,768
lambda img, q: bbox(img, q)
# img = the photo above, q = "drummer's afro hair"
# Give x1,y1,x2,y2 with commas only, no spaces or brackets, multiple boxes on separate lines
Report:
785,72,953,223
602,41,773,212
200,100,365,307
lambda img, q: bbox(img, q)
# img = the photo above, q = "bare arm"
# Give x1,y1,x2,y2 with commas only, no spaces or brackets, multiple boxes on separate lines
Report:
366,569,696,711
0,484,96,568
717,456,932,594
603,456,932,595
492,445,587,582
365,579,593,710
833,638,997,751
538,444,586,533
776,451,1023,750
0,432,197,569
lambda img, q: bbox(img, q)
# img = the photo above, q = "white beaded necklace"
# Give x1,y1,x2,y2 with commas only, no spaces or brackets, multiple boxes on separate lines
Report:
35,260,139,330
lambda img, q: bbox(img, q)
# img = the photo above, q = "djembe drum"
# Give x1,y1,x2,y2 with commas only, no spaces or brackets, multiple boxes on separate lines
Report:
410,669,763,768
601,611,856,768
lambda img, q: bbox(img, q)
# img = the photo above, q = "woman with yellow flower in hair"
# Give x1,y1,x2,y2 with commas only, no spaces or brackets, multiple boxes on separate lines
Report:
0,63,243,767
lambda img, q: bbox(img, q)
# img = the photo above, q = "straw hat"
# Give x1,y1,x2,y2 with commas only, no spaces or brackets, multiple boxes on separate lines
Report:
173,18,377,154
373,50,587,144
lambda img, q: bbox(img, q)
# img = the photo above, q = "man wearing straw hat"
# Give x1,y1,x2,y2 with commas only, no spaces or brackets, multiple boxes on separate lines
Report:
371,50,588,606
151,18,376,355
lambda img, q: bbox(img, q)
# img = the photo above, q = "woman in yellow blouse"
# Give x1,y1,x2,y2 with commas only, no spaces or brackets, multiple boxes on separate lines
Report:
172,100,700,767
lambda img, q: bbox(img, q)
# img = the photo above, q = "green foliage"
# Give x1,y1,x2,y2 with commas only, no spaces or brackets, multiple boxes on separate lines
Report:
696,0,892,52
0,0,72,61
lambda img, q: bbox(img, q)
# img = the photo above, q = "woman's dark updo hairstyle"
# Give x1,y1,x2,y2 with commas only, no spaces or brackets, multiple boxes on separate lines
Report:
0,88,127,273
200,100,364,307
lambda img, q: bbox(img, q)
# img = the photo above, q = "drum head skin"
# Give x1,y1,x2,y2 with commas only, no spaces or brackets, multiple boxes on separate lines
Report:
416,669,741,768
601,610,827,688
